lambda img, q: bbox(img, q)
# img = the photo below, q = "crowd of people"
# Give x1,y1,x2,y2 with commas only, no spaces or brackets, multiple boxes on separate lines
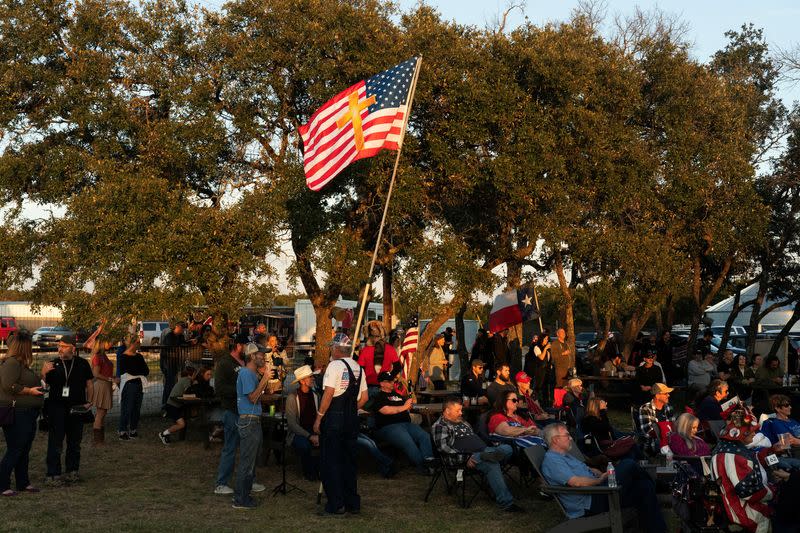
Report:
3,319,800,533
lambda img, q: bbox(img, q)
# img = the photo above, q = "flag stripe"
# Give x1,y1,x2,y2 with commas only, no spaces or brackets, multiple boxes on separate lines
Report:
301,87,368,156
305,114,406,190
303,107,404,174
299,82,365,143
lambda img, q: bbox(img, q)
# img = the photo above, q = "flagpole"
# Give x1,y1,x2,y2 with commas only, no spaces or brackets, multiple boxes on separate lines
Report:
350,56,423,357
532,283,544,332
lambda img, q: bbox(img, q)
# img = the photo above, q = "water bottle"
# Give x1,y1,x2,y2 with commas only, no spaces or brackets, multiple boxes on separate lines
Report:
666,448,674,467
606,462,617,488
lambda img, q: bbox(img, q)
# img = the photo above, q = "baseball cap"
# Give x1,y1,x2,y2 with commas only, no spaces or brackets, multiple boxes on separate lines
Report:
58,334,76,346
651,383,674,395
515,371,531,384
244,343,270,357
471,359,485,367
377,371,394,383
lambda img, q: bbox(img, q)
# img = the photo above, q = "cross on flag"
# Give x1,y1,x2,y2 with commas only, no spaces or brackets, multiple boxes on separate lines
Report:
299,58,419,191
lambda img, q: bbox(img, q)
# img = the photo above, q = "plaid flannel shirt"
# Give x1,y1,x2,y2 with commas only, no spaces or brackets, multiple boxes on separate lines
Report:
637,400,675,453
431,415,477,466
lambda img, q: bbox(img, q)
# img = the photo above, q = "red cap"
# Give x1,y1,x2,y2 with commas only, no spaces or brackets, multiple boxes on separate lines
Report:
515,371,531,384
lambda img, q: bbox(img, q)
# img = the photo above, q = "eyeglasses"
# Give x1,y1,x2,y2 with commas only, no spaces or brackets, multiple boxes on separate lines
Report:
508,398,519,403
779,404,791,408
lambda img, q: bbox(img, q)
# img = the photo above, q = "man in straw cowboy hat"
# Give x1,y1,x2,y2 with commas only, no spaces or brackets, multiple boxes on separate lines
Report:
285,365,320,481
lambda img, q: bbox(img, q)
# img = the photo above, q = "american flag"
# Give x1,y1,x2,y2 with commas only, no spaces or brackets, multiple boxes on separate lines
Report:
399,316,419,380
711,442,773,532
299,58,419,191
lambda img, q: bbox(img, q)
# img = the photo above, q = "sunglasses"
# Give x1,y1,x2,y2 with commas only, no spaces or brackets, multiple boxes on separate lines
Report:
779,404,791,408
508,398,519,403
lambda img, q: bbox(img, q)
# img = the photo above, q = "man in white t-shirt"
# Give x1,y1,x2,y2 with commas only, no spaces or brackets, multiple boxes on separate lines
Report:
313,334,368,516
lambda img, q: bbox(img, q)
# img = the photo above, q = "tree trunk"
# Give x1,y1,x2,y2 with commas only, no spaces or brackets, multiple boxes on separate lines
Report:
687,255,732,352
665,294,675,331
586,284,601,335
312,303,334,369
718,290,756,353
767,301,800,360
455,302,469,380
655,308,664,335
621,309,653,362
553,251,576,358
381,262,393,333
409,298,464,389
746,274,768,356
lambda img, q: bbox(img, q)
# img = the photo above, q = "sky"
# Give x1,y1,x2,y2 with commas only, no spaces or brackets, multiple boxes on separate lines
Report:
12,0,800,302
392,0,800,102
137,0,800,297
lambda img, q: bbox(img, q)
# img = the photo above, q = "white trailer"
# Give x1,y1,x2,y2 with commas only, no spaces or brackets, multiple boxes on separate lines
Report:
293,298,385,345
0,301,62,331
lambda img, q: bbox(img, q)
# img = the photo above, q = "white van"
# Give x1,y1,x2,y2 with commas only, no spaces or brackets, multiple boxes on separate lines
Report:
137,321,170,345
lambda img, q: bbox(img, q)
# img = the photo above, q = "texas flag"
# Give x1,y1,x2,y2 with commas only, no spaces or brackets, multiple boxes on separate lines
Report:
488,286,539,333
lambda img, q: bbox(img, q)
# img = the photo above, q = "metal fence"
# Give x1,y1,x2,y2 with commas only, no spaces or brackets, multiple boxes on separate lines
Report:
16,344,301,420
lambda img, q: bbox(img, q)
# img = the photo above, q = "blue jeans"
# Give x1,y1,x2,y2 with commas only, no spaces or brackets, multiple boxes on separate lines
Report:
160,360,177,410
777,457,800,471
118,379,143,433
357,433,393,477
291,435,320,480
0,407,39,491
374,422,433,467
471,444,514,509
234,417,262,505
215,409,240,487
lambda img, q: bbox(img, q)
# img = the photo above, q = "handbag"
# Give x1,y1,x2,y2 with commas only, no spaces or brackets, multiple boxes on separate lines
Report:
0,400,15,426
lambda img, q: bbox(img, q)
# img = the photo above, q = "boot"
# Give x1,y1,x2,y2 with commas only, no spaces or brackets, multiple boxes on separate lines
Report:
93,428,104,446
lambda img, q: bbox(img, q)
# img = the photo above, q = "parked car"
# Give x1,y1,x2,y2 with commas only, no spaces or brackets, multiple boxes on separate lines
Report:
575,331,598,354
138,321,170,345
32,326,76,348
0,317,18,342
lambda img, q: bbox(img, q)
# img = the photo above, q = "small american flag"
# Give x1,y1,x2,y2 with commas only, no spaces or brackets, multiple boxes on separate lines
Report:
399,316,419,380
299,58,419,191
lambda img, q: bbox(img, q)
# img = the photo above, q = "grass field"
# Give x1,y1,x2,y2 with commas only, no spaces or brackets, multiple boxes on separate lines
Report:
1,409,678,532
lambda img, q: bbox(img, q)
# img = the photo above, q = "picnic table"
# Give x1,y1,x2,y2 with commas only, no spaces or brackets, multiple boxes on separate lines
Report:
177,395,219,449
415,389,460,403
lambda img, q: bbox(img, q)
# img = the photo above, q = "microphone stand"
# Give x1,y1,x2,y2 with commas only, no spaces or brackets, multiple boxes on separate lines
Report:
272,393,304,496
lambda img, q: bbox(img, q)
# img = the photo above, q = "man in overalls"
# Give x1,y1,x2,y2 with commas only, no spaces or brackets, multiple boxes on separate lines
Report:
313,334,368,516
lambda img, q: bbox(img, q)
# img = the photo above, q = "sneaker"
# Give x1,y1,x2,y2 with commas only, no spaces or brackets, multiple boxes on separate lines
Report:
480,448,508,463
158,432,171,445
118,432,130,441
250,482,266,493
129,430,138,439
64,471,80,484
232,499,258,510
44,476,64,488
503,503,526,513
214,485,234,495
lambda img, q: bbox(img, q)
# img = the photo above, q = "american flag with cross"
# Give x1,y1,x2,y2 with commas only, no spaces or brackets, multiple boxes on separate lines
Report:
299,58,419,191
